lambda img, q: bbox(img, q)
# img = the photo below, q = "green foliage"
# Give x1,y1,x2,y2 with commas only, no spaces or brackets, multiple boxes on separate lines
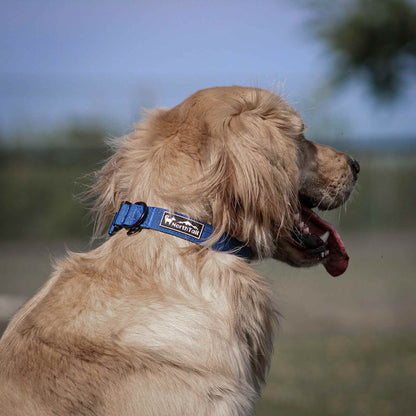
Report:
313,0,416,100
0,125,109,240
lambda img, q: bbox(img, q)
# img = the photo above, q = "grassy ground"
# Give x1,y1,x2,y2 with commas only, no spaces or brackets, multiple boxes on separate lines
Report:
254,231,416,415
257,333,416,415
1,231,415,415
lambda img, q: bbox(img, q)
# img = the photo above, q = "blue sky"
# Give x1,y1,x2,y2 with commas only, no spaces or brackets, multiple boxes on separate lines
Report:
1,0,415,143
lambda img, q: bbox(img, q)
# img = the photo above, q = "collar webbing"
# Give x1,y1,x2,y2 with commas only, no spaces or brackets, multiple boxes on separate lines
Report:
109,202,253,260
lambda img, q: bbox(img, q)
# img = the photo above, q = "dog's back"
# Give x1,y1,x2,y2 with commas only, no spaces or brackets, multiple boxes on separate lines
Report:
0,233,276,416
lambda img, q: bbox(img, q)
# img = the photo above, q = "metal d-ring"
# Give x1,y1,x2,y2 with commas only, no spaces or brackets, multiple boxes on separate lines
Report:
126,202,148,235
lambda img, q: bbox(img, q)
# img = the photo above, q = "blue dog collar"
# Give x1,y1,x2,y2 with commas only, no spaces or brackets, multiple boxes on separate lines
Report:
109,201,253,260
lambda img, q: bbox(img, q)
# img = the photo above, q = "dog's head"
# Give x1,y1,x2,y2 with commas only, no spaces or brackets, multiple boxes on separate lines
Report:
92,86,358,276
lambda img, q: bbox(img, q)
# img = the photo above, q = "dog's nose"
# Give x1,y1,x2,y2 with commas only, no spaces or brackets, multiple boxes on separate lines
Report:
349,158,360,179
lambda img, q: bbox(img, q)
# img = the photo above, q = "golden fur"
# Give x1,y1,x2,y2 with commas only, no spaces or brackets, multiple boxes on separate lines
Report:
0,86,357,415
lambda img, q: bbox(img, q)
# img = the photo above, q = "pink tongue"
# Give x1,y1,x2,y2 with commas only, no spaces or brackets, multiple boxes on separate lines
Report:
301,207,349,277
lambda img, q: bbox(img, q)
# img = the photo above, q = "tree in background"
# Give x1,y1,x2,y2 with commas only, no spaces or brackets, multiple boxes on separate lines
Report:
310,0,416,100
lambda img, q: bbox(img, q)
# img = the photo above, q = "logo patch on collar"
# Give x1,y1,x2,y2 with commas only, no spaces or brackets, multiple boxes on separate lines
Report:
160,212,204,240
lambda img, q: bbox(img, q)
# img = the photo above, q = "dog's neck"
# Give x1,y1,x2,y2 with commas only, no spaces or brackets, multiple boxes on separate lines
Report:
97,230,251,291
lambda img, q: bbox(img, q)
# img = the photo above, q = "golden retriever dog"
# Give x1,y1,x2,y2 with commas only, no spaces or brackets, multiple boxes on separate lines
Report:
0,86,359,415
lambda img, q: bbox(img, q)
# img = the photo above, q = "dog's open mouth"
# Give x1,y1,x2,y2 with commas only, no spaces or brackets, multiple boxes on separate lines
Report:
292,205,349,277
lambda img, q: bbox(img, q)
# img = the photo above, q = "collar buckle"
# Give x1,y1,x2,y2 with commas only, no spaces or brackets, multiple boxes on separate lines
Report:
109,201,148,236
126,202,148,235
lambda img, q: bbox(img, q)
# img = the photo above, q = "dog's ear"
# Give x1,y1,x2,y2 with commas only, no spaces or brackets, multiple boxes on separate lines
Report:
201,102,298,257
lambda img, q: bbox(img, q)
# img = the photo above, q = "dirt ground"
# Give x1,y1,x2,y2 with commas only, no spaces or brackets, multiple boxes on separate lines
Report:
1,231,415,415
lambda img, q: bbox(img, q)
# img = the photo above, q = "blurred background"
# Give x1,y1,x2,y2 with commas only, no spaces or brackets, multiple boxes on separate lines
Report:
1,0,415,414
